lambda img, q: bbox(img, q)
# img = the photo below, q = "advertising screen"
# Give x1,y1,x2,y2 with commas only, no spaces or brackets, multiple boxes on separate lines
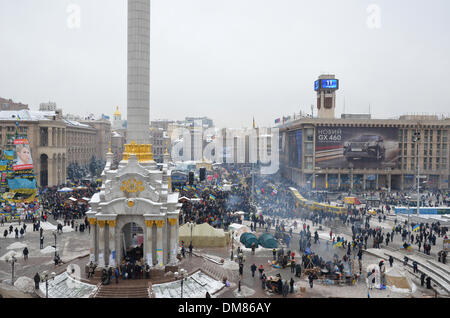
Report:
288,130,302,168
321,79,338,89
13,139,34,171
314,80,319,91
315,127,399,169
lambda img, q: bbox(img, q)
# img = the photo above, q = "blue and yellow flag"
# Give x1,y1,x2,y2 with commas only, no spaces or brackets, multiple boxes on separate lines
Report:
412,224,420,232
209,194,216,201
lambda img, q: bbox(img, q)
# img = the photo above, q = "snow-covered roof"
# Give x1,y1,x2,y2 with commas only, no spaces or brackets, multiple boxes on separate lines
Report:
63,119,92,128
112,131,123,137
0,109,55,121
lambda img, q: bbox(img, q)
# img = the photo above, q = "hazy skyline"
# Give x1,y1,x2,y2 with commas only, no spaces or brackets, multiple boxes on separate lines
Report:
1,0,449,128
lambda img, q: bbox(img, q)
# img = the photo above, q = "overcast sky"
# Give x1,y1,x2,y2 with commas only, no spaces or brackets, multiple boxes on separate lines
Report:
1,0,449,128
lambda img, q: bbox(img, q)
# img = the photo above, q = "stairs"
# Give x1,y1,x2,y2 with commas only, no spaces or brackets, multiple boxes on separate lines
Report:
94,281,150,298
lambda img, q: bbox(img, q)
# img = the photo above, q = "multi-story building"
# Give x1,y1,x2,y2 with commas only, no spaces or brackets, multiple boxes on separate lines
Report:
1,103,114,187
0,97,29,111
64,119,97,168
0,109,66,188
80,119,111,162
277,75,450,191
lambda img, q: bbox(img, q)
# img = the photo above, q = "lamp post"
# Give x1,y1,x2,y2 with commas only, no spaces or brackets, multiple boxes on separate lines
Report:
231,230,234,261
177,268,187,298
40,270,56,298
52,231,57,257
6,254,17,285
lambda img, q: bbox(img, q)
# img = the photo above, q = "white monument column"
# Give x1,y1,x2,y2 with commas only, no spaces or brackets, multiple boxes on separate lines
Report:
155,220,164,267
145,220,154,266
108,220,117,267
97,220,106,266
168,218,178,264
127,0,150,144
88,218,97,262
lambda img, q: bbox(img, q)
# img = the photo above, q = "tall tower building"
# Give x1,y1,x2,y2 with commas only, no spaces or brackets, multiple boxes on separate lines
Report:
127,0,150,144
314,74,339,119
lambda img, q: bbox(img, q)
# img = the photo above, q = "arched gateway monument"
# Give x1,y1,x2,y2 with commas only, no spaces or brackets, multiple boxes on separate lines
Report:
87,144,180,269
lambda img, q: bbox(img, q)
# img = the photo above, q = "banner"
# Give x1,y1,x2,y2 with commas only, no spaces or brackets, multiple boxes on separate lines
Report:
13,139,34,171
7,178,37,190
315,127,399,169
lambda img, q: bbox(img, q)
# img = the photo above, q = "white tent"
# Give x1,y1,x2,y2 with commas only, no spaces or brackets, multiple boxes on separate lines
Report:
385,267,413,291
179,223,229,247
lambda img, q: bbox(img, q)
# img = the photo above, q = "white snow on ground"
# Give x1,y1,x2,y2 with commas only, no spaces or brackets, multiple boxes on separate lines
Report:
39,222,57,231
40,246,57,254
7,242,28,250
0,250,20,262
222,259,239,271
62,226,74,233
233,285,255,297
14,276,35,294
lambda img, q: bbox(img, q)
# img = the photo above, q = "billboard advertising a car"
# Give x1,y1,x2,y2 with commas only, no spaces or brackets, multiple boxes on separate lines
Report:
315,127,399,169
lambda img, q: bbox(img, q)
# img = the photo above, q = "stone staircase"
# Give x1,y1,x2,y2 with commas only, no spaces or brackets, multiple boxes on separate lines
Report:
93,281,150,298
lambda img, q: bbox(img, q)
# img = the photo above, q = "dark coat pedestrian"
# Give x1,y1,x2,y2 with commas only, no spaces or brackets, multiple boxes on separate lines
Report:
250,263,257,277
34,272,40,289
389,256,394,267
426,276,432,289
289,278,295,293
23,247,29,261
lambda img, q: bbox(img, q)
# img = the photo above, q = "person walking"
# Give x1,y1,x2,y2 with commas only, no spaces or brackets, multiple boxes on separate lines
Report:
23,247,29,261
412,261,418,273
34,272,40,289
308,272,314,288
389,255,394,267
250,263,257,278
115,267,120,284
258,264,264,279
290,258,296,273
14,227,19,238
272,248,277,261
420,273,426,287
289,277,295,293
188,242,193,257
40,236,44,249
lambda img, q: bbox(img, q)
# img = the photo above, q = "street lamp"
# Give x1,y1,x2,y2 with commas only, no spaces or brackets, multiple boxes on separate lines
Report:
188,222,195,246
230,230,234,261
6,254,17,285
176,268,188,298
52,231,57,257
40,270,56,298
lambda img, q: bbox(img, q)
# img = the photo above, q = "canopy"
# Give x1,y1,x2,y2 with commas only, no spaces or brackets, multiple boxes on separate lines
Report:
240,232,259,248
68,197,77,202
258,233,278,248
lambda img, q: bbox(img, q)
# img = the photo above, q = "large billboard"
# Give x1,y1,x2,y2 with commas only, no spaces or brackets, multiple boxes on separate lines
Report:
288,130,302,168
315,127,399,169
13,139,33,171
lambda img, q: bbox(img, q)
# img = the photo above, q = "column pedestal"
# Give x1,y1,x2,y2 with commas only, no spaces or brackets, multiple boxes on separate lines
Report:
88,218,96,262
108,220,116,267
155,220,164,267
145,220,154,266
168,218,178,264
98,221,106,267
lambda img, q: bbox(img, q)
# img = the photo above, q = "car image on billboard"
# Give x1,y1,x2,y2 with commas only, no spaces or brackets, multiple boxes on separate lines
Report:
315,127,399,169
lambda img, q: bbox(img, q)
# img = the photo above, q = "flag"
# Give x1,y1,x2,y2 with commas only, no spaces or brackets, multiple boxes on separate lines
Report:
412,224,420,232
253,117,256,129
275,118,280,124
194,193,200,199
209,194,216,201
183,186,189,191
